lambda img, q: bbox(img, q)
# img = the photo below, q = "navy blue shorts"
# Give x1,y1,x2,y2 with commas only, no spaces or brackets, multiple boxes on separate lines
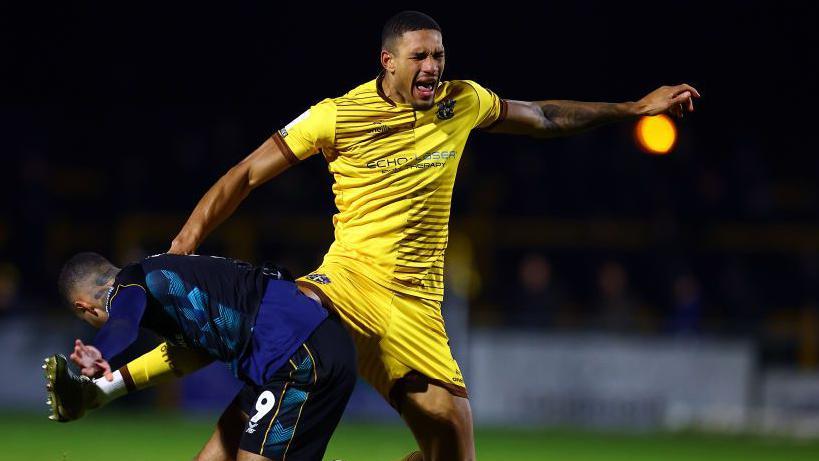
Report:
236,314,356,460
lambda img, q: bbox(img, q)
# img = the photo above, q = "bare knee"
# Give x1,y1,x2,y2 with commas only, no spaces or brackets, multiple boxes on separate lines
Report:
406,388,466,430
400,383,475,461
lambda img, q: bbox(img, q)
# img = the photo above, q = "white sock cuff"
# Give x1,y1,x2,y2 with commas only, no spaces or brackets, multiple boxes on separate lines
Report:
92,370,127,404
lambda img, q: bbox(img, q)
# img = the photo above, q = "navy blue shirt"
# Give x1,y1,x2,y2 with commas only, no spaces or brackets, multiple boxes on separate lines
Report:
93,254,327,383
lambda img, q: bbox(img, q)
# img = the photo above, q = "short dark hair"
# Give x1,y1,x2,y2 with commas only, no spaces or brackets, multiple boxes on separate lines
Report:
57,252,115,306
381,11,441,51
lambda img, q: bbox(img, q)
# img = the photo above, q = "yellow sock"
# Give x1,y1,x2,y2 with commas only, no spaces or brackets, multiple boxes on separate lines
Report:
121,342,213,391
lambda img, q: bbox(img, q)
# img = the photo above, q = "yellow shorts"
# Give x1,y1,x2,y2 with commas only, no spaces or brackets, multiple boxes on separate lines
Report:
296,262,466,406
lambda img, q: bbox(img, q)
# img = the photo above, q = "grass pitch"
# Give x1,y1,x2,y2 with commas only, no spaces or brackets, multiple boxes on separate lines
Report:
2,410,819,461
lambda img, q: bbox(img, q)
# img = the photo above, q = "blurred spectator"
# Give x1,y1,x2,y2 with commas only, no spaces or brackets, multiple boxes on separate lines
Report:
507,148,549,215
720,259,760,335
695,168,726,218
728,138,773,218
798,251,819,307
668,274,703,335
798,252,819,368
508,254,568,329
594,260,642,333
798,304,819,369
0,263,22,316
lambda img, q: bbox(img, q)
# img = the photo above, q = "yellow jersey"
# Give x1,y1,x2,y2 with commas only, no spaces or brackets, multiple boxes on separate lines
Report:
275,75,507,301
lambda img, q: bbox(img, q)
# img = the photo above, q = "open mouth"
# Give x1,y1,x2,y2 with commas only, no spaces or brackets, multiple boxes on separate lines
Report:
413,77,437,100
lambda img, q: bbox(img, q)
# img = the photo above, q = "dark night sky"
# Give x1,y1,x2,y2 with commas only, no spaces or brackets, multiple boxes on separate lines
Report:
3,3,816,131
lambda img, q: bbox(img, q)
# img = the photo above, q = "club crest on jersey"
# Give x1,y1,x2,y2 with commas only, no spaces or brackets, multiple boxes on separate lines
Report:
436,99,456,120
306,273,331,285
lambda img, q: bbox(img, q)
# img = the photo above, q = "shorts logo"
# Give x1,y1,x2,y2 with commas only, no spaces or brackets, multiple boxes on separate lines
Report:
278,128,288,138
246,390,276,434
436,98,456,120
306,273,331,285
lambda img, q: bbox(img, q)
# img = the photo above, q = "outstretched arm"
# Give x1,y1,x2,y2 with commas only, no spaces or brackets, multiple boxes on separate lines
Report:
169,135,294,254
490,84,700,138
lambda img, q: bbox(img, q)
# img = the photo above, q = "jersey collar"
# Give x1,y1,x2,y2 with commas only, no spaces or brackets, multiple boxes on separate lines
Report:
375,72,414,109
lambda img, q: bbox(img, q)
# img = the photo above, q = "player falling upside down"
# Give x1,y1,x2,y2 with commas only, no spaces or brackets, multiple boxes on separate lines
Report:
82,10,699,461
45,252,356,461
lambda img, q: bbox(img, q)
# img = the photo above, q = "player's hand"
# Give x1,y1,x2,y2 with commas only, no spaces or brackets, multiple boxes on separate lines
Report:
635,84,701,118
69,339,113,381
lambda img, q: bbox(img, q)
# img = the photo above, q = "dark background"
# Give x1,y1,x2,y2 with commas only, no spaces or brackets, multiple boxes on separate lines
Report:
2,2,818,367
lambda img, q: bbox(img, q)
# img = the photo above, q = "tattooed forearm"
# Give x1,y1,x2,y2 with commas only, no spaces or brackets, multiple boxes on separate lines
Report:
491,99,641,139
494,85,698,139
537,100,636,136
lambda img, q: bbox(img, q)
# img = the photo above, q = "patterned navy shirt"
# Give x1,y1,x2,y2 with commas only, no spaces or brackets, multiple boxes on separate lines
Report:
92,254,292,376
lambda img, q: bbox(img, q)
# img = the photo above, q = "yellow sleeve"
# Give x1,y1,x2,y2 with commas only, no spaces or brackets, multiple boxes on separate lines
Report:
274,98,337,163
462,80,508,130
120,342,213,391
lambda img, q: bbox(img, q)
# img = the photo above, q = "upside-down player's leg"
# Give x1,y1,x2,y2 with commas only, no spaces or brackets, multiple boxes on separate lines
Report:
44,342,214,422
43,354,97,422
195,401,247,461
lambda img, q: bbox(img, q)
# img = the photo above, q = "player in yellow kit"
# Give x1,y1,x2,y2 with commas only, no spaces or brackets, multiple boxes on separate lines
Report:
105,10,698,461
275,73,507,405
